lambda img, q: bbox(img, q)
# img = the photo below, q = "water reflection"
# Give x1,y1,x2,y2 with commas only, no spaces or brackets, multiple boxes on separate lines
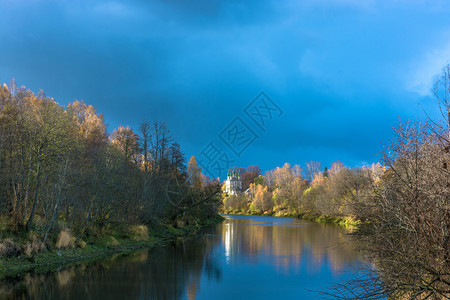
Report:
221,215,358,275
0,215,362,300
0,233,221,300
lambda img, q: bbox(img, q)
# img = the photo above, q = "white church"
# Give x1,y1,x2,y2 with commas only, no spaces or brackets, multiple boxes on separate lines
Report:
224,170,242,195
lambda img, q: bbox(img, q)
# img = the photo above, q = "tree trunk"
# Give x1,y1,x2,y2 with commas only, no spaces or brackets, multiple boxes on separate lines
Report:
26,162,41,231
23,156,32,224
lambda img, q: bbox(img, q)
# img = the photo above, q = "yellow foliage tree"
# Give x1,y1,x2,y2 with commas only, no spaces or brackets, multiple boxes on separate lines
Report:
187,156,202,188
250,183,273,213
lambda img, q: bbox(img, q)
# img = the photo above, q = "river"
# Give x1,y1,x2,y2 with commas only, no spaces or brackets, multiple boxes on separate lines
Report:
0,215,363,299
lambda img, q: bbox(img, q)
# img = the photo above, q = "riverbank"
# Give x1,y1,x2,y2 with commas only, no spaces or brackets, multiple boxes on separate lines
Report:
221,210,360,228
0,214,224,279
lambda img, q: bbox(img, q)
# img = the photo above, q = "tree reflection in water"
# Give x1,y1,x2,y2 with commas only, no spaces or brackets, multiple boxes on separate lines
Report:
221,215,359,275
0,216,362,300
0,229,222,300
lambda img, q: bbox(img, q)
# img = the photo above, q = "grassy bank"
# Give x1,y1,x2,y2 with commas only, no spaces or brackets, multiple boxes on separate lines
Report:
0,214,224,279
221,210,360,228
297,213,360,227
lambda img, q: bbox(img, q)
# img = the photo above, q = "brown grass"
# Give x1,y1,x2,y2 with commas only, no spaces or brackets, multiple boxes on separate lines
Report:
23,236,46,256
76,239,87,249
129,225,149,241
0,239,21,257
56,230,76,249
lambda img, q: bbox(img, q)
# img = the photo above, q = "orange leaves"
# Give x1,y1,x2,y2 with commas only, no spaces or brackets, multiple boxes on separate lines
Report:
68,100,106,146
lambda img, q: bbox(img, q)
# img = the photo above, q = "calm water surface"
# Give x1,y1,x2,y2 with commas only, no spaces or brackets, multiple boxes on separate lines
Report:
1,215,363,299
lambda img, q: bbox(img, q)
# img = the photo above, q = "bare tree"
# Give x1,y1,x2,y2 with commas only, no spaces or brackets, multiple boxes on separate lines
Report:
304,161,321,183
336,121,450,299
150,121,172,173
432,64,450,143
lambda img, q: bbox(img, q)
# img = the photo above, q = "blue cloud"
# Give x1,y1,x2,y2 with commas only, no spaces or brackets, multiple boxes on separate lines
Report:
1,0,449,176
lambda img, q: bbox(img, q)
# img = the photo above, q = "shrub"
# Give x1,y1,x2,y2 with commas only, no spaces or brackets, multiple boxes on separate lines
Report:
23,236,46,256
107,237,119,246
77,239,87,249
56,230,75,249
129,225,149,241
0,239,21,257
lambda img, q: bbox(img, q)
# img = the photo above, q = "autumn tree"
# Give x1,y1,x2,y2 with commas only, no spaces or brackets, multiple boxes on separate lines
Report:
265,163,306,211
187,156,202,189
67,100,106,151
250,183,273,213
111,126,140,169
241,165,261,191
304,161,321,183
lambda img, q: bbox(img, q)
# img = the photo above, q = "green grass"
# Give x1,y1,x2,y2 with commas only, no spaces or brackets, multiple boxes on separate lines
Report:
0,236,166,278
221,209,360,228
298,213,361,228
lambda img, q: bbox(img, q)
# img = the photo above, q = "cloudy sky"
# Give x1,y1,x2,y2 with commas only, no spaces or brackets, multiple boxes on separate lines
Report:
1,0,449,177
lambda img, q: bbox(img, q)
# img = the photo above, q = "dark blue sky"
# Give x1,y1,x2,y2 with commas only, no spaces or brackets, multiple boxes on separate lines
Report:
1,0,448,178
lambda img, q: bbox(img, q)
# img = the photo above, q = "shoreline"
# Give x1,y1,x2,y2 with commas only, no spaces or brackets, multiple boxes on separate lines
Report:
0,215,224,279
221,211,360,228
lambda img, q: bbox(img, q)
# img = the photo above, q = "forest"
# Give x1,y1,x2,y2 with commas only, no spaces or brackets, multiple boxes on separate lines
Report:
0,79,221,260
222,66,450,299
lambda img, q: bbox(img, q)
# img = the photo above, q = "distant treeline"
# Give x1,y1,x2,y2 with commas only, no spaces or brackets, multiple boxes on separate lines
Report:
0,79,221,244
222,66,450,299
222,161,382,221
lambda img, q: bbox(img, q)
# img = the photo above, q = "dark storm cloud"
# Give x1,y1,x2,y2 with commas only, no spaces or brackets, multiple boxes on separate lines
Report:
1,0,450,175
